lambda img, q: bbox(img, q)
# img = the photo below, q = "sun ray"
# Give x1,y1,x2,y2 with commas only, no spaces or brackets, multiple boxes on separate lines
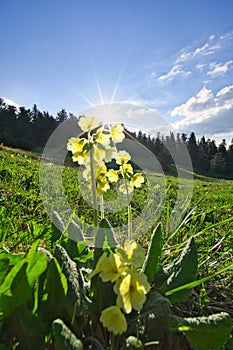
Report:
72,87,96,108
77,92,96,108
110,59,127,103
110,74,121,103
94,72,105,105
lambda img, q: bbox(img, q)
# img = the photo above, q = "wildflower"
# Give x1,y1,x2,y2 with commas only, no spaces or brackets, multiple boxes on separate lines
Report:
78,116,100,132
115,150,131,165
119,181,134,194
114,269,150,314
100,306,127,335
107,169,119,183
131,173,144,188
95,128,111,145
94,165,109,194
89,252,123,282
96,178,110,195
84,147,106,167
110,124,125,143
120,163,134,177
104,145,117,162
67,137,88,164
95,164,108,178
123,241,145,268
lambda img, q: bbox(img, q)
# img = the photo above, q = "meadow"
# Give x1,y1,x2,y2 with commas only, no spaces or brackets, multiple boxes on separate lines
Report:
0,144,232,348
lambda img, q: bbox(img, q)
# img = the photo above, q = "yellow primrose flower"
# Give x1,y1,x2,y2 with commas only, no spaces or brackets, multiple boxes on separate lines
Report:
89,252,123,282
118,241,145,268
114,269,150,314
94,147,107,165
67,137,89,164
78,116,100,132
100,306,127,335
95,128,111,145
119,182,134,194
131,173,144,188
104,145,117,162
83,166,91,181
110,124,125,143
67,137,86,153
115,150,131,165
120,163,134,177
95,164,108,178
107,169,119,183
96,178,110,195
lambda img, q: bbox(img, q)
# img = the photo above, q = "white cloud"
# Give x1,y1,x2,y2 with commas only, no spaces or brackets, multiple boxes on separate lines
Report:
126,107,153,118
156,33,224,83
157,64,191,82
208,34,215,41
220,31,233,41
196,63,206,71
207,60,233,78
175,34,221,64
170,86,233,137
193,42,221,57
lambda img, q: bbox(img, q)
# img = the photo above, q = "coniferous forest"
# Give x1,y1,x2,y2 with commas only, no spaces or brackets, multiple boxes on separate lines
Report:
0,97,232,176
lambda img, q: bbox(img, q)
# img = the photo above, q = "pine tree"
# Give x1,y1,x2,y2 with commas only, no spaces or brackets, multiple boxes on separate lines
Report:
198,136,210,171
187,132,198,168
227,139,233,174
210,140,228,175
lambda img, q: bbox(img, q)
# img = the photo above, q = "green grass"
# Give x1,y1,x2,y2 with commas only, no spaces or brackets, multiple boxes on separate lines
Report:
0,145,232,317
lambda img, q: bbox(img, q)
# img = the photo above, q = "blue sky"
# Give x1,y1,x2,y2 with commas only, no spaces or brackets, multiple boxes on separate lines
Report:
1,0,233,144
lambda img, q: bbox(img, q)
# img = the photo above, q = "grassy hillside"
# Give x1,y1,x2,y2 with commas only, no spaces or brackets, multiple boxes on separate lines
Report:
0,145,232,317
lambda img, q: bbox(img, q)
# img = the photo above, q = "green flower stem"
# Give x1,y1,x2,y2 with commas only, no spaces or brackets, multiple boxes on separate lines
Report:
128,203,132,240
100,194,105,219
88,134,98,227
123,172,132,241
110,333,119,350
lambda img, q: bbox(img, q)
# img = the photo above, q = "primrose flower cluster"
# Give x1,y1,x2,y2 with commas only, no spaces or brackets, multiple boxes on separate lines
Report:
67,116,144,196
89,241,150,335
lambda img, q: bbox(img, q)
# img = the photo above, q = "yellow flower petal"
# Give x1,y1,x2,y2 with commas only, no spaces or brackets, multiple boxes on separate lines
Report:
124,241,145,268
107,169,119,182
78,116,100,132
96,179,110,195
115,270,150,314
110,124,125,143
104,146,117,162
131,173,144,188
115,150,131,165
95,129,111,145
99,253,123,282
88,252,108,279
89,252,123,282
100,306,127,335
119,182,134,194
120,163,133,176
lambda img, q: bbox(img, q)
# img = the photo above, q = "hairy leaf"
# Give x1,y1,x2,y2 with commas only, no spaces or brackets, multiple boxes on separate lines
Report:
54,245,88,317
68,220,85,242
170,312,232,350
163,237,198,303
38,258,67,326
142,223,163,283
52,319,83,350
127,292,171,343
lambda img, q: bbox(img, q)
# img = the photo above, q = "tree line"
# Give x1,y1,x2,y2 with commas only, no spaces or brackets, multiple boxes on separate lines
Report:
0,98,69,151
0,97,232,176
128,129,233,176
